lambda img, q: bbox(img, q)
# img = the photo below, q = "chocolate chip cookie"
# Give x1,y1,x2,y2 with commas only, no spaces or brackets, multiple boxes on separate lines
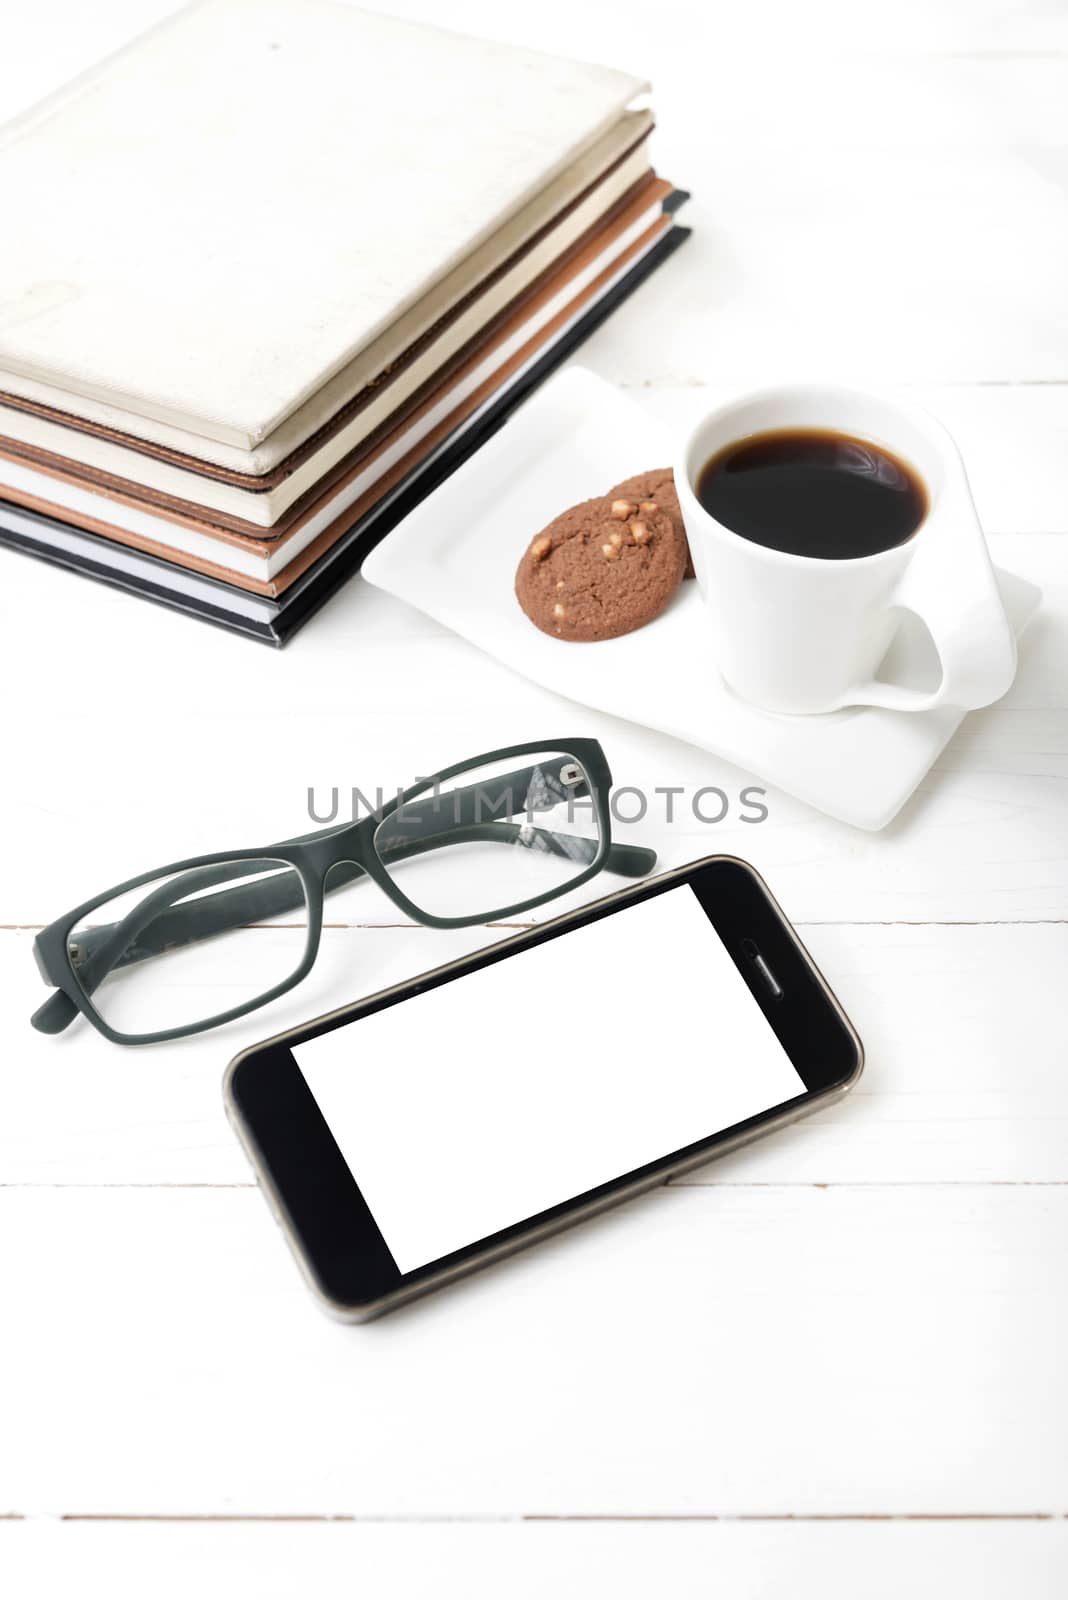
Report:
606,467,694,578
515,491,687,642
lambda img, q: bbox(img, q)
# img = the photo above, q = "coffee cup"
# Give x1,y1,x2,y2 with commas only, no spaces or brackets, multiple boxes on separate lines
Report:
675,384,1017,716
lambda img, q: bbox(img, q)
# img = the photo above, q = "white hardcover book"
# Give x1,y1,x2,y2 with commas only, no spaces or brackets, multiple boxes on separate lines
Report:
0,113,652,475
0,202,670,582
0,0,645,450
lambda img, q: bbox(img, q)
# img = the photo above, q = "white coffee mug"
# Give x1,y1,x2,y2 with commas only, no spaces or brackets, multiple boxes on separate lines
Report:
675,385,1017,716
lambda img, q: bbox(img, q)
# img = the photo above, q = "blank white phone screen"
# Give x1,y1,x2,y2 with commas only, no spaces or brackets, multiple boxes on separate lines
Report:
292,885,805,1274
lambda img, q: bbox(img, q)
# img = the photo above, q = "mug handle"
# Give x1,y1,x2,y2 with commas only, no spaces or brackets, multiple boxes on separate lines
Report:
836,502,1018,713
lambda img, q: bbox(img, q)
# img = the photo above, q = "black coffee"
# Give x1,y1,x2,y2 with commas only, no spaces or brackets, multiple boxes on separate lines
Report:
696,428,927,559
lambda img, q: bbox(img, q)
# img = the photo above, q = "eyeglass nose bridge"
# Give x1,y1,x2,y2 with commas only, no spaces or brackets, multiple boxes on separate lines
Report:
317,852,373,898
302,820,367,875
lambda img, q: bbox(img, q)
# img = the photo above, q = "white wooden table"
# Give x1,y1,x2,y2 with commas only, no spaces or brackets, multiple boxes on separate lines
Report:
2,2,1066,1593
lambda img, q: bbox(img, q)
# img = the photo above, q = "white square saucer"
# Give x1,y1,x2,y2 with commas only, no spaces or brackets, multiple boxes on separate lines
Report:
362,367,1041,829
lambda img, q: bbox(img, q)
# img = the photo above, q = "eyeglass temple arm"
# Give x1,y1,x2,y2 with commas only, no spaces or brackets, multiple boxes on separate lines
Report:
61,756,650,979
54,821,650,996
30,823,651,1037
32,774,656,1034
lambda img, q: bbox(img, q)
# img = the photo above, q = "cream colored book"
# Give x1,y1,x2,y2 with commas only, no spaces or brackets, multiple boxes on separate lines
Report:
0,159,665,528
0,192,672,578
0,113,652,479
0,0,645,451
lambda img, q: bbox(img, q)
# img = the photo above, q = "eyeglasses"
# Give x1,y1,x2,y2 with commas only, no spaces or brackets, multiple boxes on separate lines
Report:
31,738,656,1046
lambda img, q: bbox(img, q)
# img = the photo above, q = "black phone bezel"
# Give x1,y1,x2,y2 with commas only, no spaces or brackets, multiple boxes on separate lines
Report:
227,857,862,1312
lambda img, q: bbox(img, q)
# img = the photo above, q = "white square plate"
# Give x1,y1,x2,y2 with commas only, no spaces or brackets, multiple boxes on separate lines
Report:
362,367,1041,829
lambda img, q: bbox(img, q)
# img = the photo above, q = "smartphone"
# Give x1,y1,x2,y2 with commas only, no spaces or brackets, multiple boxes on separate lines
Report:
224,856,862,1320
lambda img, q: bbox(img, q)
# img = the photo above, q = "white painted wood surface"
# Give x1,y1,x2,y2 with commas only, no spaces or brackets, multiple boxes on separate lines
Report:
1,0,1066,1592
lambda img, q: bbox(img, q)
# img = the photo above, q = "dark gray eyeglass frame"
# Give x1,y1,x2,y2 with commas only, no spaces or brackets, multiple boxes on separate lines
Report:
31,738,656,1047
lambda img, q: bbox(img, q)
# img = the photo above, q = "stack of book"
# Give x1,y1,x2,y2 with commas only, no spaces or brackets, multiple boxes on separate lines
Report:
0,0,689,644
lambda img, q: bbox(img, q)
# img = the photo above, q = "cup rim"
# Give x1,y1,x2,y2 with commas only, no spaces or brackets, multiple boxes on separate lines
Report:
675,381,956,570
